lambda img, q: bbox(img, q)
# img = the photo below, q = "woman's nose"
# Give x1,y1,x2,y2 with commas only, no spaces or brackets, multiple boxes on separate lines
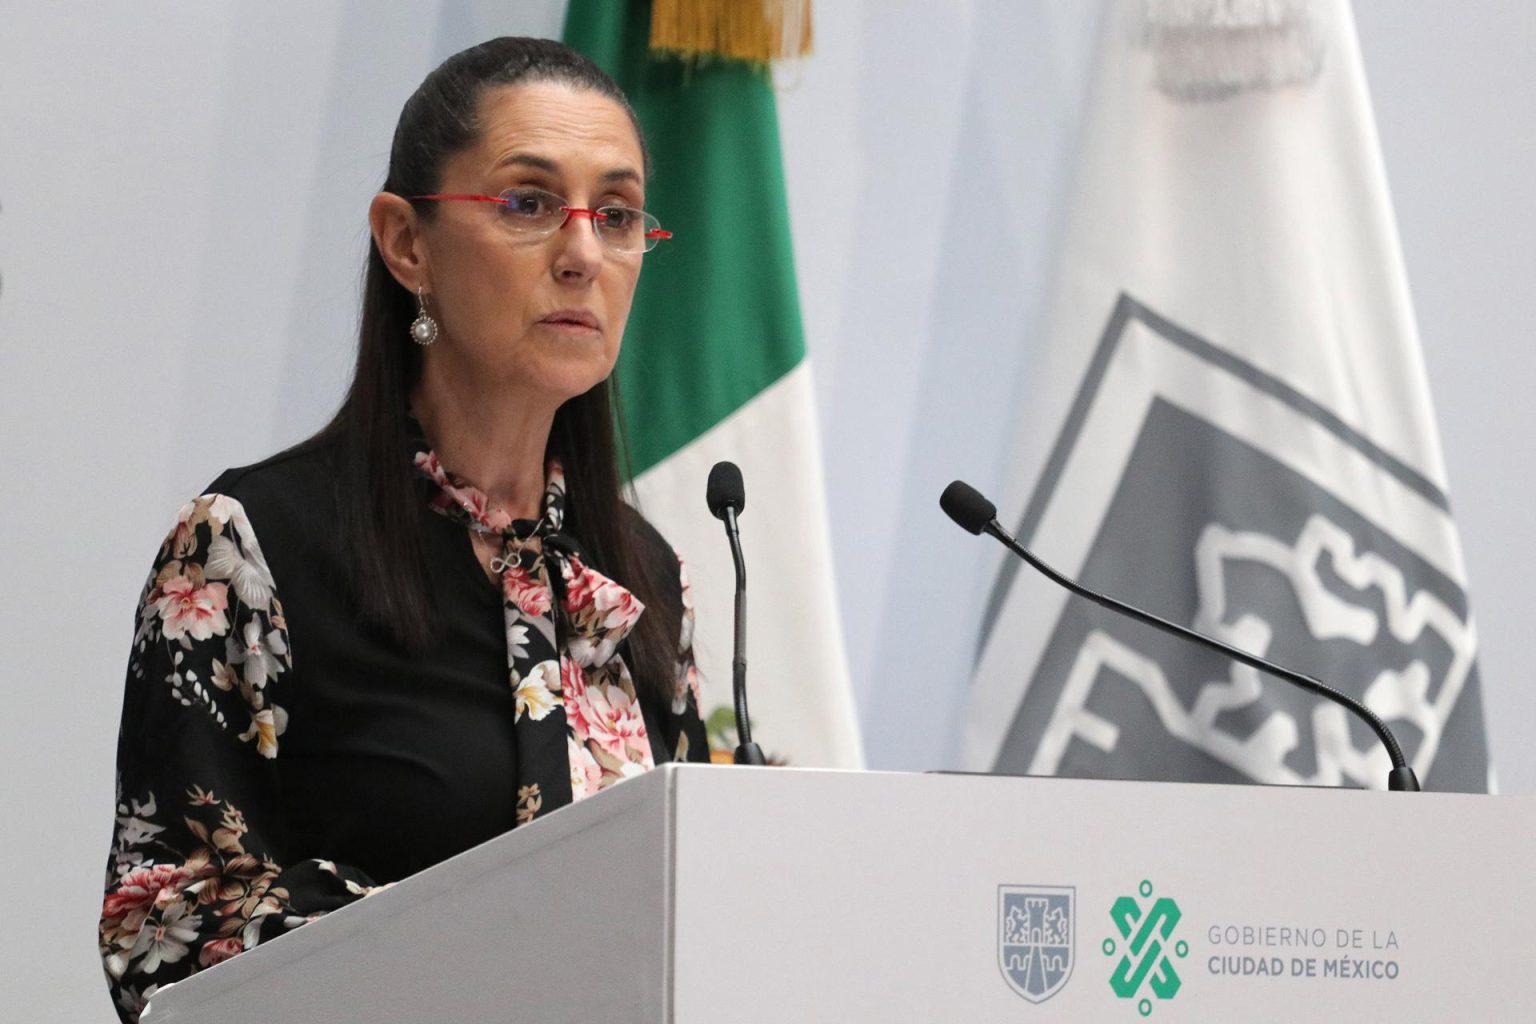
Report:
551,208,605,279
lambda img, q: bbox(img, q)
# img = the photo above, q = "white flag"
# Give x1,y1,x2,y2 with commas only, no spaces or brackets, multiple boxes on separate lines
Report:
964,0,1490,791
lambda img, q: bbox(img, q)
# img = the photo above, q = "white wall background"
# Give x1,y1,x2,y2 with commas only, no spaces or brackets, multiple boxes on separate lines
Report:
1,2,1530,1019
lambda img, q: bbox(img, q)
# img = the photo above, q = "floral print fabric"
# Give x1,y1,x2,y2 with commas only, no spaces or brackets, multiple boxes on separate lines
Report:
102,496,377,1022
414,451,696,818
101,457,706,1022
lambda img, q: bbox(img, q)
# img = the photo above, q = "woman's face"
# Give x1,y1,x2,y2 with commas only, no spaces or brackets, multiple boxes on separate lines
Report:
414,81,647,403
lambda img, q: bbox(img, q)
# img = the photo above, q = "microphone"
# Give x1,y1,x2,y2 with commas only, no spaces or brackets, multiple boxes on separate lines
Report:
940,480,1421,793
707,462,766,766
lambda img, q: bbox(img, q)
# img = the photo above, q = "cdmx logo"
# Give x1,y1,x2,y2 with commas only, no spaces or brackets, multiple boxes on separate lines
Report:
998,885,1074,1003
1103,879,1189,1016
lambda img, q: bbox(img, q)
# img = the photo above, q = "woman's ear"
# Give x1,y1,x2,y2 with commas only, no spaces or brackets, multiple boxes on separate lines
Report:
369,192,430,292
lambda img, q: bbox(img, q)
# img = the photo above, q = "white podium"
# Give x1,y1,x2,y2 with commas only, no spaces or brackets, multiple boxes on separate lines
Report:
144,765,1536,1022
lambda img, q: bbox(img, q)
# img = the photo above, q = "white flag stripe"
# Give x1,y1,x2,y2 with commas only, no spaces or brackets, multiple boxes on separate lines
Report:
967,312,1475,771
633,362,865,769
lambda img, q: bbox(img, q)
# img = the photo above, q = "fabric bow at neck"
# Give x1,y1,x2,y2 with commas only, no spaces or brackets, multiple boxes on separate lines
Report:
412,448,655,823
413,451,643,667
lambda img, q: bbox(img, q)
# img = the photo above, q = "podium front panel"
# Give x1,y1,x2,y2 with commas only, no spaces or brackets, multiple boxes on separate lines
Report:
145,765,1535,1022
670,767,1534,1021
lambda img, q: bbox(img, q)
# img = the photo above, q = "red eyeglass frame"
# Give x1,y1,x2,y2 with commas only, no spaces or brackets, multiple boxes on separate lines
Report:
411,193,674,244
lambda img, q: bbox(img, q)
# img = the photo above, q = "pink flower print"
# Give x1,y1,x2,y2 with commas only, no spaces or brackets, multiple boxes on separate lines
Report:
592,578,644,634
414,451,517,531
198,937,244,968
414,454,456,514
102,864,193,940
562,558,644,630
412,450,445,484
562,557,644,666
567,735,602,802
449,485,494,527
580,676,653,765
501,563,551,617
560,659,591,743
561,555,600,611
155,576,230,642
101,862,199,978
477,496,514,533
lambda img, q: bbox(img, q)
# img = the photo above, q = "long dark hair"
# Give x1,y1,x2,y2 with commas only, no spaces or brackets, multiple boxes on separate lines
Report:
312,37,679,708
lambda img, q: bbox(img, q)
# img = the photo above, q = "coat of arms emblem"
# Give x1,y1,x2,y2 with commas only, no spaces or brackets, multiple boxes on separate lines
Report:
998,884,1074,1003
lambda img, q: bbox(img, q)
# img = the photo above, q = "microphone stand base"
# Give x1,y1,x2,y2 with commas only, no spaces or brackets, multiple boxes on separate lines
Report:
733,743,767,766
1387,766,1421,792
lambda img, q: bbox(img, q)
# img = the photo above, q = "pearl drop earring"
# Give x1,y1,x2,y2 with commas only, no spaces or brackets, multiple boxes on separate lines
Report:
410,287,439,346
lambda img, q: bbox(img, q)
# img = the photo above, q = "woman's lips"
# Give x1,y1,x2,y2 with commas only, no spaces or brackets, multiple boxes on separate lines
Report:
539,310,600,333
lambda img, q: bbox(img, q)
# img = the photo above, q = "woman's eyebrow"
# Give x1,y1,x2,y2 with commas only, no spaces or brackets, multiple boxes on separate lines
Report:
493,154,641,188
600,167,642,187
495,153,559,174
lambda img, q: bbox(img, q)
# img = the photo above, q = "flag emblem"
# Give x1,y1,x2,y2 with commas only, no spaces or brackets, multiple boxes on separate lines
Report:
998,884,1074,1003
977,295,1485,790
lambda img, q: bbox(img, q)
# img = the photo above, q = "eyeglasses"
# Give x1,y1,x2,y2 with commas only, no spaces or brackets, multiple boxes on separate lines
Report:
410,187,673,254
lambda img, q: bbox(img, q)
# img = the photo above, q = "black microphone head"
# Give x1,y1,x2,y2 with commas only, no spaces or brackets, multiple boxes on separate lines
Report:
940,480,997,535
706,461,745,520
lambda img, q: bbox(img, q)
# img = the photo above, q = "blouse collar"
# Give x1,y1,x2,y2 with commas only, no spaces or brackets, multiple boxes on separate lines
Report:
406,428,643,671
412,447,566,540
404,413,565,538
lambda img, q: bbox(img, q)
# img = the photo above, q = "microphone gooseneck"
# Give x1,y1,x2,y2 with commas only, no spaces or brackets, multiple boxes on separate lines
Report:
707,461,765,766
941,479,1421,793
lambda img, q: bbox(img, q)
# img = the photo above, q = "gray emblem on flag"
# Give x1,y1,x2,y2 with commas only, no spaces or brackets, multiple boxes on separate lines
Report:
998,885,1074,1003
978,294,1489,791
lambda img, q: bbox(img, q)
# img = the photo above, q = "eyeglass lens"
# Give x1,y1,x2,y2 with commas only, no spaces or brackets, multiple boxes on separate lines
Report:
495,188,661,253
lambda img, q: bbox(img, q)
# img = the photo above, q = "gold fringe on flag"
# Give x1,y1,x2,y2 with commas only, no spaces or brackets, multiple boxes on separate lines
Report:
649,0,814,65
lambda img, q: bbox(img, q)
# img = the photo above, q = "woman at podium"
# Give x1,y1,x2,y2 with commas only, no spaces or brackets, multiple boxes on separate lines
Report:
97,37,709,1022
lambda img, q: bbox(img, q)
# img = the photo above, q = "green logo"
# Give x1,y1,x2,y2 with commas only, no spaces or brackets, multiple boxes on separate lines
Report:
1102,879,1189,1016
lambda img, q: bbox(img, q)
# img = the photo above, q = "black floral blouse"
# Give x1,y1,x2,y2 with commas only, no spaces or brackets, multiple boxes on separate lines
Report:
99,436,709,1022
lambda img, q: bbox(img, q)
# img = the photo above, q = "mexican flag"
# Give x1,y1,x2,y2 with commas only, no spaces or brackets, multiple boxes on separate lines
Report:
564,0,864,767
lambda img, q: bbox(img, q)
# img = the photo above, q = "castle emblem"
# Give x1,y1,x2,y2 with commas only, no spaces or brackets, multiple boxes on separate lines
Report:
998,885,1075,1003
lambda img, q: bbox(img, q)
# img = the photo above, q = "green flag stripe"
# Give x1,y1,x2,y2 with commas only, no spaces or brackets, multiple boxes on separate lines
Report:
564,0,807,477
